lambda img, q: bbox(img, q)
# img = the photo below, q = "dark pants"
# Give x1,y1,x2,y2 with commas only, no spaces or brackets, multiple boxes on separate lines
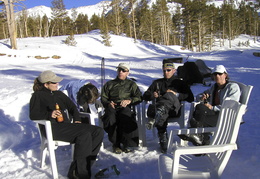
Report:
52,123,104,178
147,92,181,134
102,105,139,147
192,103,219,127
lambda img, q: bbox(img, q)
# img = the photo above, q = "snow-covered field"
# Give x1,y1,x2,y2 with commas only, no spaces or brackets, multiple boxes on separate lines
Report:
0,31,259,178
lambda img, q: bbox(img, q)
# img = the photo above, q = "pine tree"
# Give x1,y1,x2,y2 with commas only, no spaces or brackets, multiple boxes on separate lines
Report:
152,0,172,45
75,14,89,34
171,4,182,45
136,0,156,43
109,0,124,35
64,34,77,46
90,14,101,31
51,0,68,36
100,9,111,46
127,0,137,42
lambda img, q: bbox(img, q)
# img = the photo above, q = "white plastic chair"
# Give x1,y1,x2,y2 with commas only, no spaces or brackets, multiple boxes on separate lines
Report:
231,81,253,123
34,120,74,179
79,103,103,126
158,99,247,179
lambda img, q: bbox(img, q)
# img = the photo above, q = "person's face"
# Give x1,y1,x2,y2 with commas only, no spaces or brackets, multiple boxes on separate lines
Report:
117,68,129,80
163,68,175,79
213,72,227,85
44,82,59,91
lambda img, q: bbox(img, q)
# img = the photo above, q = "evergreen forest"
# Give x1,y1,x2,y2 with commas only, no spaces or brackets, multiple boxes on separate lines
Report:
0,0,259,52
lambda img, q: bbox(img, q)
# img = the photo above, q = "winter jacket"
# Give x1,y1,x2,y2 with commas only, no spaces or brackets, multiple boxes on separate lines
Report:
101,77,142,108
197,81,241,112
30,87,81,123
143,75,194,103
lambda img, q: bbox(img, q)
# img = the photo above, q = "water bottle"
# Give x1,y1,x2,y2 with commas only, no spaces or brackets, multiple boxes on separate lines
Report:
95,165,120,178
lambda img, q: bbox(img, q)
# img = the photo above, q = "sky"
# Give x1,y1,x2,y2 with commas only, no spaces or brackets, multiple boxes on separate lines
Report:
20,0,110,9
0,31,259,179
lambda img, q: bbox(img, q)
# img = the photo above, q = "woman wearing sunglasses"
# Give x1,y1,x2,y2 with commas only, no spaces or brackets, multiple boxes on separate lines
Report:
29,70,104,179
181,65,241,146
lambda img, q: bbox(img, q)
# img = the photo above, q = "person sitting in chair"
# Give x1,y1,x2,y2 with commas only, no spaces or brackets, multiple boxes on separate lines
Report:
101,63,142,154
143,59,194,153
59,80,103,113
180,65,241,146
29,71,104,179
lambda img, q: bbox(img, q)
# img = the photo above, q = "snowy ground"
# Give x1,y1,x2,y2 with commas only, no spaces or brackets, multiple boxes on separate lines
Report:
0,31,259,178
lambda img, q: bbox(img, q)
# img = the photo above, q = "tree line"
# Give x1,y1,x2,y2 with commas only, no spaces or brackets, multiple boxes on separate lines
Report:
0,0,259,51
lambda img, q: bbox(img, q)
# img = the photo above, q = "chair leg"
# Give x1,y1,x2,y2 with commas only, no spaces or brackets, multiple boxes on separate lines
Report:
40,147,47,168
48,145,59,179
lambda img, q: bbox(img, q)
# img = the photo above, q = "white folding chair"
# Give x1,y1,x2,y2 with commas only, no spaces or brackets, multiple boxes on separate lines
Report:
159,100,247,179
79,103,103,126
34,120,74,179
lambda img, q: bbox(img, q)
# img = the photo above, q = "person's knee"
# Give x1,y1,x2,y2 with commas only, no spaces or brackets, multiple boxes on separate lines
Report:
195,103,205,111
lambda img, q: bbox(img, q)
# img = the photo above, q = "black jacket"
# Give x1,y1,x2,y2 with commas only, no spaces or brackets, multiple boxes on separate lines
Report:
143,75,194,103
30,87,81,123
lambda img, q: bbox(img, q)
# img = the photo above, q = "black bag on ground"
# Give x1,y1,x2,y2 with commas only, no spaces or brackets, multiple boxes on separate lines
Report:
177,61,203,85
194,59,212,79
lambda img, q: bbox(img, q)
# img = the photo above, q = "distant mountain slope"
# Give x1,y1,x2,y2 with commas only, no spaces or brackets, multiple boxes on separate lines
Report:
16,0,258,19
16,1,112,19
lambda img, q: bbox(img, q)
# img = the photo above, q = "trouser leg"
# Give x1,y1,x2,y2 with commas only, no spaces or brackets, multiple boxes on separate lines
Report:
117,107,139,147
102,106,118,146
155,92,181,127
52,123,103,178
190,104,219,145
192,104,219,127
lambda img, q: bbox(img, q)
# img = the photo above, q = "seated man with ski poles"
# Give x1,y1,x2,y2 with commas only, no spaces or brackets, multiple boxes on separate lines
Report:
143,59,194,153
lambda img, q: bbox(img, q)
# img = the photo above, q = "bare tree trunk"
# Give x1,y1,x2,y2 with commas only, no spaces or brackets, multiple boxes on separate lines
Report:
38,17,42,37
198,19,201,52
228,16,232,48
3,23,7,39
3,0,17,49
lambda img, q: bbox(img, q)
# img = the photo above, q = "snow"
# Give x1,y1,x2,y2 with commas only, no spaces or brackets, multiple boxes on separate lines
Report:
0,31,260,179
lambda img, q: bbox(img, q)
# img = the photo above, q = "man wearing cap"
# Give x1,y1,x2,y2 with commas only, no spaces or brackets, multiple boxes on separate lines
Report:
101,63,142,154
30,70,104,179
143,59,194,153
181,65,241,146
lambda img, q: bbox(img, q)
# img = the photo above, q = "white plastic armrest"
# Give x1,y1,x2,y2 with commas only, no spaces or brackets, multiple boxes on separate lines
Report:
174,143,237,156
34,119,50,125
171,127,216,135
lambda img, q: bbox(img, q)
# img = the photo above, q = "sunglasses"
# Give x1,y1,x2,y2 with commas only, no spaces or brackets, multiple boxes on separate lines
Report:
163,69,172,72
48,82,58,84
213,73,224,76
117,68,129,73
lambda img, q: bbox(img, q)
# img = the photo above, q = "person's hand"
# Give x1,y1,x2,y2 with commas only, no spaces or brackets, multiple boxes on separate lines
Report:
74,121,81,123
153,91,159,98
200,93,209,101
109,101,117,109
120,100,131,108
166,89,176,95
204,103,213,110
51,110,61,118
